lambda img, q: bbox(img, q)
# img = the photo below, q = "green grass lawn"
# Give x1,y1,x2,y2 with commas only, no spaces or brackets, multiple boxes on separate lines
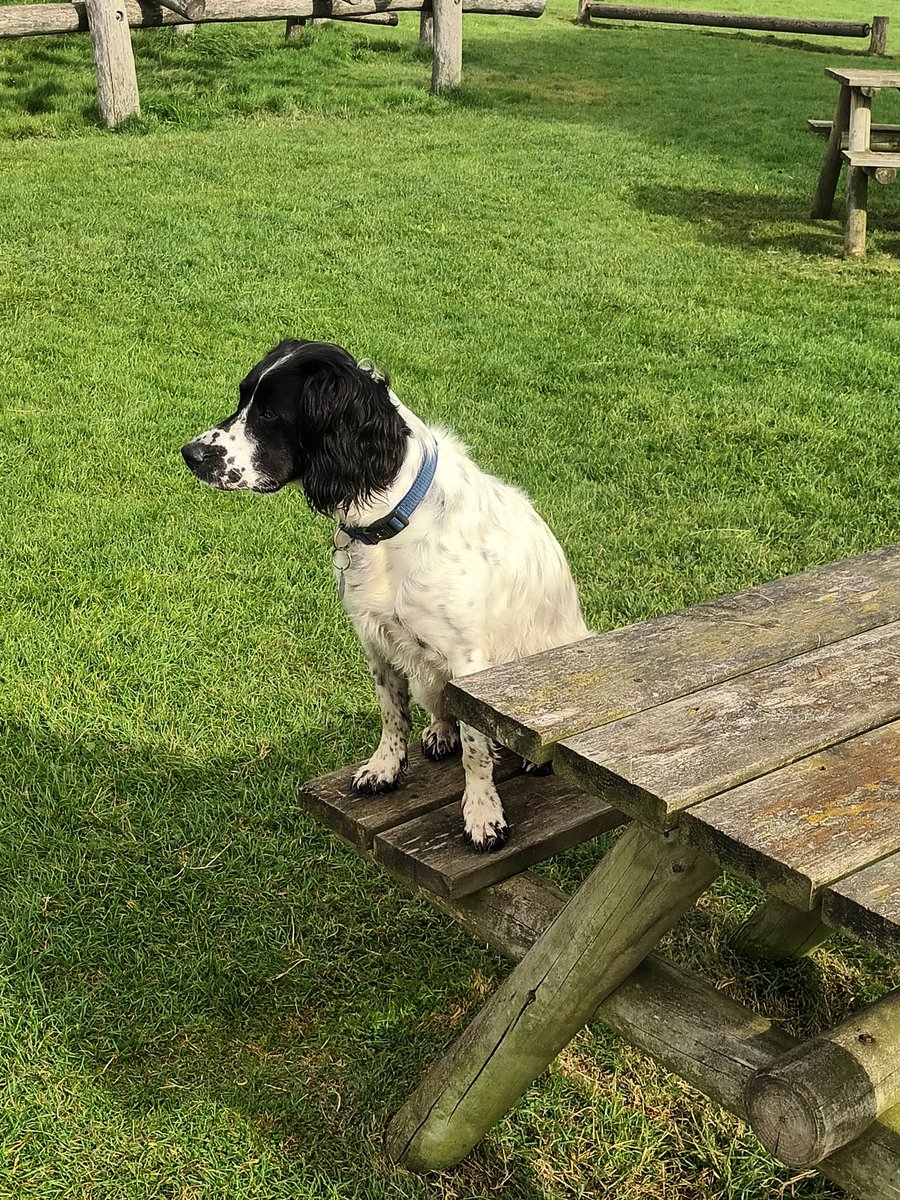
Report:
1,1,900,1196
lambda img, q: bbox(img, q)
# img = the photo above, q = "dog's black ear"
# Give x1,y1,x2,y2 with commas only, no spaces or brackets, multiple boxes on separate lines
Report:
289,343,410,515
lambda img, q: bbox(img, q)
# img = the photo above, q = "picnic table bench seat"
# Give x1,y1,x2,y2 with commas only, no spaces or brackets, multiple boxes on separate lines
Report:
299,746,626,899
808,118,900,150
298,543,900,1200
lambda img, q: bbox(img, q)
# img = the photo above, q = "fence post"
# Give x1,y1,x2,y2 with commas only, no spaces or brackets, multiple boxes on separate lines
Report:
431,0,462,91
84,0,140,127
869,15,889,55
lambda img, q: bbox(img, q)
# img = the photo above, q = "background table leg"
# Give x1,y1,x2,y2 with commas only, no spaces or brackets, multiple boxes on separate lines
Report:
845,87,873,256
812,85,850,219
385,823,718,1173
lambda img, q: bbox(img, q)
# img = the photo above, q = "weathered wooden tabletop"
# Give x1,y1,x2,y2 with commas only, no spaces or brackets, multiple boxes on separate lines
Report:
825,68,900,91
447,544,900,959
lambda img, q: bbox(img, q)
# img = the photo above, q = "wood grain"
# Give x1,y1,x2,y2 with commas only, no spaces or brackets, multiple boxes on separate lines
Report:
585,4,870,37
446,544,900,763
823,853,900,961
826,68,900,88
418,870,900,1200
555,621,900,833
745,987,900,1166
386,825,718,1171
374,772,626,898
298,744,521,851
84,0,140,127
682,721,900,910
157,0,205,20
0,0,543,37
733,896,830,961
431,0,461,91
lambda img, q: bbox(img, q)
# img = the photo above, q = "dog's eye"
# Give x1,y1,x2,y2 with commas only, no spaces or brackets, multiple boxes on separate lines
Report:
258,409,278,422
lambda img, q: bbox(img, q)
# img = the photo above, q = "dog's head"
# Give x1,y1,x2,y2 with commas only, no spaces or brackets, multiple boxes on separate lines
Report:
181,339,410,513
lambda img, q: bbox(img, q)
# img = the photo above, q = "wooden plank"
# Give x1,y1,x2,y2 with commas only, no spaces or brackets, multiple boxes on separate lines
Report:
825,69,900,89
844,150,900,168
824,853,900,961
446,544,900,764
0,0,543,37
682,722,900,911
298,744,522,851
554,621,900,833
386,825,718,1171
374,773,626,898
809,120,900,135
808,119,900,151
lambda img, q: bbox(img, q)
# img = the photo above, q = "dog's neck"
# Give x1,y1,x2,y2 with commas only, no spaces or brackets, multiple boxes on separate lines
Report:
335,392,436,531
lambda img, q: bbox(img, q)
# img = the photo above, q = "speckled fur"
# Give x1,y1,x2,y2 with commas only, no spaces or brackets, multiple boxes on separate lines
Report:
182,341,590,852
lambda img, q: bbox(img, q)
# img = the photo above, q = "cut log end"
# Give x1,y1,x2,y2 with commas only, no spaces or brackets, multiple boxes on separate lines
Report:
745,1054,877,1166
745,990,900,1168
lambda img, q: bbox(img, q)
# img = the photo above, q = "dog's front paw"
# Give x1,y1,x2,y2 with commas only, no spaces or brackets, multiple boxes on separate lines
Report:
351,755,407,795
422,720,460,762
462,788,509,853
464,822,510,853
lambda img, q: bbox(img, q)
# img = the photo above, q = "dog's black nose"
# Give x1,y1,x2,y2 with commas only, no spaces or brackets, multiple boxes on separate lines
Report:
182,441,225,469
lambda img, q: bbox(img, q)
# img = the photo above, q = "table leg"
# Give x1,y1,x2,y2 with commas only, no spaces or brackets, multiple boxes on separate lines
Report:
385,822,719,1172
845,87,873,256
812,85,850,220
733,896,829,961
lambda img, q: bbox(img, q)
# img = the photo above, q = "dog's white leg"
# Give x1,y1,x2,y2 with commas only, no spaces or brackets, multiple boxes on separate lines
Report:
459,723,508,852
352,652,411,794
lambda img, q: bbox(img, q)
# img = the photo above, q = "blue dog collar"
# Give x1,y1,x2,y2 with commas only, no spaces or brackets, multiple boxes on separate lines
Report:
340,442,439,546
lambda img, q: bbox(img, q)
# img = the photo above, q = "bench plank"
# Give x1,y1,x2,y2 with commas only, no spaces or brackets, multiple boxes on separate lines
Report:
446,544,900,763
373,772,626,898
843,149,900,169
681,722,900,910
809,119,900,137
823,854,900,960
553,620,900,831
298,744,522,850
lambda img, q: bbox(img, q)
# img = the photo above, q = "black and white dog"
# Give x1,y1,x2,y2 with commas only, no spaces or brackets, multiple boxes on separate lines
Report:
182,340,589,852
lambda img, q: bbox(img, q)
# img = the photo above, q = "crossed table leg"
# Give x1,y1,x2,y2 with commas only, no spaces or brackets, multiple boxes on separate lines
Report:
386,821,720,1172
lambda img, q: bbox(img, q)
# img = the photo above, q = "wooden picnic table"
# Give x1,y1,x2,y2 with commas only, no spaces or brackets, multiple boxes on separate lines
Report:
300,544,900,1199
812,68,900,256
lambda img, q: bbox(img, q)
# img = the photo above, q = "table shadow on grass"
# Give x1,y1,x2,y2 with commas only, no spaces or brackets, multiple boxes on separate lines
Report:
632,181,900,257
0,716,564,1193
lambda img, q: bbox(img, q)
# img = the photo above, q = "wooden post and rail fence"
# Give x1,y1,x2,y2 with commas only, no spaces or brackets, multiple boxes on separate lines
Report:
578,3,890,56
0,0,542,126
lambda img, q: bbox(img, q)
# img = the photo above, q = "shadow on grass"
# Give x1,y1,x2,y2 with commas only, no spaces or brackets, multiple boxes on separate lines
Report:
632,181,900,257
3,713,896,1193
0,715,558,1193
